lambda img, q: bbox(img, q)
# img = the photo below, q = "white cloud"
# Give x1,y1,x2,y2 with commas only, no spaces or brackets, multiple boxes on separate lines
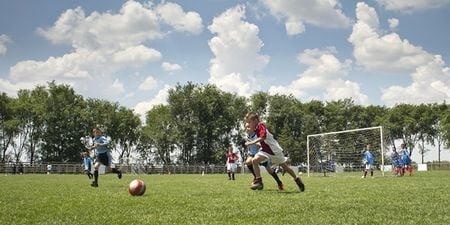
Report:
376,0,450,12
134,84,171,122
260,0,351,35
381,56,450,106
0,78,37,96
269,48,368,104
139,76,158,91
156,2,203,35
348,3,450,105
0,34,11,56
208,5,269,96
112,45,162,65
388,18,399,30
161,62,182,72
5,1,201,99
37,1,165,50
348,2,434,73
111,79,125,93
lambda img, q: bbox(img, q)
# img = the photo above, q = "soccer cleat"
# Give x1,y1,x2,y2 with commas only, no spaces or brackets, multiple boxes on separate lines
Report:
295,177,305,192
361,176,365,179
278,183,284,191
90,182,98,187
251,178,264,190
118,170,122,179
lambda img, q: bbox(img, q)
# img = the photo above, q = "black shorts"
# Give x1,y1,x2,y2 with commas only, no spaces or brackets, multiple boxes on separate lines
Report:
96,152,111,166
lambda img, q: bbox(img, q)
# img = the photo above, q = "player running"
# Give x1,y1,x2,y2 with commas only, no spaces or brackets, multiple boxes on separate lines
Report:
242,122,284,191
244,112,304,192
88,126,122,187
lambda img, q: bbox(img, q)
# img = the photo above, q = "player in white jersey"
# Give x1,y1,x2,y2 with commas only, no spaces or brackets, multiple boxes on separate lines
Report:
244,112,304,192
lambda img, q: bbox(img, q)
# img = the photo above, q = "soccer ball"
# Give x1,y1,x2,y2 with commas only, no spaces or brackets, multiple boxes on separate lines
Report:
128,179,146,196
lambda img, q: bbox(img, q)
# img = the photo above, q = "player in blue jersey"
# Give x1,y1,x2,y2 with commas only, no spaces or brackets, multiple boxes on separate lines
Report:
390,148,401,176
82,152,93,179
400,143,412,176
361,144,375,178
89,126,122,187
242,122,284,190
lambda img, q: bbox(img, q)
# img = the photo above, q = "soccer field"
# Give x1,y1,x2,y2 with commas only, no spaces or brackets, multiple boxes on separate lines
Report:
1,171,449,225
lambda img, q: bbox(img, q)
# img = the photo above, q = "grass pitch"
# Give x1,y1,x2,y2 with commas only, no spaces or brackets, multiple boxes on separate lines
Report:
1,171,450,225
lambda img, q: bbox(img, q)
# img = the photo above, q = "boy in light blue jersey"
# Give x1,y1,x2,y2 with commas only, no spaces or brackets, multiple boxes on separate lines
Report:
89,127,122,187
362,144,375,178
242,123,284,191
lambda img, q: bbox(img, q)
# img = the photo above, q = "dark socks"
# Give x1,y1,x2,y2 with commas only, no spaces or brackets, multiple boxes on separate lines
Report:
247,164,256,178
112,168,120,174
271,171,282,186
94,170,99,184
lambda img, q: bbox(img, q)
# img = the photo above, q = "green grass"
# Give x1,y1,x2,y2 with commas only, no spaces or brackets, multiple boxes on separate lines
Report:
1,171,450,225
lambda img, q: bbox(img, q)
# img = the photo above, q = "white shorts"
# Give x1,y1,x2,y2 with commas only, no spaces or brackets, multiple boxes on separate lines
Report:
227,163,237,172
365,164,374,170
255,150,287,165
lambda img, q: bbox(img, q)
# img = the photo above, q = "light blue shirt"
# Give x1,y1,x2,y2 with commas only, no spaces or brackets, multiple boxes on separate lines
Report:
247,133,259,157
93,135,109,154
363,150,375,165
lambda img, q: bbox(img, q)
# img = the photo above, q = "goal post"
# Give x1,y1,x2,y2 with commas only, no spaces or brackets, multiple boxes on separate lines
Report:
306,126,389,177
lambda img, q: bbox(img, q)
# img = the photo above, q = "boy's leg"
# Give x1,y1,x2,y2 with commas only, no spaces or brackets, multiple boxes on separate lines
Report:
251,155,266,190
247,164,255,179
266,166,283,190
362,166,367,178
280,163,304,192
408,165,412,176
91,162,100,187
246,158,256,179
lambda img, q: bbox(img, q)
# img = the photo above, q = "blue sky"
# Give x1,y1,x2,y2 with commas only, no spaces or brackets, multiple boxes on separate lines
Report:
1,0,450,118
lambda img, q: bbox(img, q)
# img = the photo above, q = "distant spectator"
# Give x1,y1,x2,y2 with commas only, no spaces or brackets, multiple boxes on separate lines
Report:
47,164,52,174
18,163,24,175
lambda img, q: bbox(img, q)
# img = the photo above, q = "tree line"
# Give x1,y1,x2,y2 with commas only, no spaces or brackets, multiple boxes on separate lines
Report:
1,81,449,165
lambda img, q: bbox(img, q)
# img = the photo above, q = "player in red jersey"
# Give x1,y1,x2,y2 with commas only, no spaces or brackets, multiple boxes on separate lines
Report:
226,145,239,180
245,112,304,192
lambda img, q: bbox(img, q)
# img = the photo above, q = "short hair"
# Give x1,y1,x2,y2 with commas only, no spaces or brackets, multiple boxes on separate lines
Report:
93,126,102,133
245,112,259,122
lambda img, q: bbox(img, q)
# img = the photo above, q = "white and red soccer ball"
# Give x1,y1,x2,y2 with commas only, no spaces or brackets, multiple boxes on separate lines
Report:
128,179,146,196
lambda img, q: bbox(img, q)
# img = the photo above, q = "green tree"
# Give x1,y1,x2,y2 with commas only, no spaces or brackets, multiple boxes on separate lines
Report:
142,105,176,164
41,82,86,162
0,93,15,162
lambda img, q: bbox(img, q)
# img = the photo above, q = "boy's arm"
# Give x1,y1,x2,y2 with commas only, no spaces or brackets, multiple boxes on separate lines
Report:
245,137,264,146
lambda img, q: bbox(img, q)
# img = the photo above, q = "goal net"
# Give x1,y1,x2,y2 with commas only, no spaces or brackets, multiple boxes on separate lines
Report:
306,126,389,177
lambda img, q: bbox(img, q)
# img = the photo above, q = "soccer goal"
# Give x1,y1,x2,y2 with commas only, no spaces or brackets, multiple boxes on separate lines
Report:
306,126,389,177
